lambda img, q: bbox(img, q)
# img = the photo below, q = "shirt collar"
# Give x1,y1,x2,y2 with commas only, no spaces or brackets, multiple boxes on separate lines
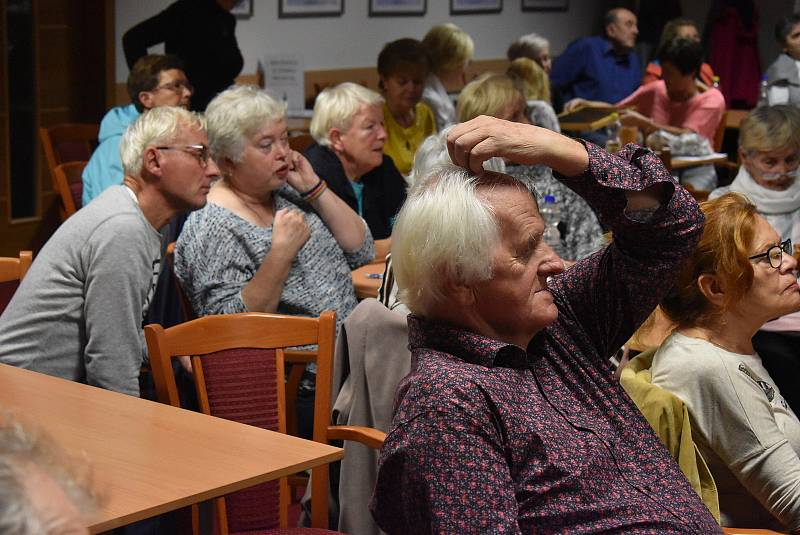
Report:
407,314,529,368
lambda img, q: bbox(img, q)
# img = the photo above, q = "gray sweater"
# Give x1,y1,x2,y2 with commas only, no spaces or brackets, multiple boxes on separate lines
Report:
174,187,374,334
0,186,162,396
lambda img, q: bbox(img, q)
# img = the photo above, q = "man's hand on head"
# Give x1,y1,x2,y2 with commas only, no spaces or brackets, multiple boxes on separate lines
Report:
447,116,589,178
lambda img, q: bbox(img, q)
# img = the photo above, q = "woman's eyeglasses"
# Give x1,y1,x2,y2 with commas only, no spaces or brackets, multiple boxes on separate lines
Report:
748,239,793,268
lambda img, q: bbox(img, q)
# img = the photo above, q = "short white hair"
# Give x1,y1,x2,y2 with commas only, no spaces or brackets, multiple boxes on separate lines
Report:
309,82,384,147
408,127,505,190
507,32,550,61
120,106,206,177
0,412,96,534
393,164,530,315
205,85,287,163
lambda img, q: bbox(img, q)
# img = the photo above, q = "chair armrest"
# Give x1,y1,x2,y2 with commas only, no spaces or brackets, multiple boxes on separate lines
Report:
284,349,316,363
327,425,386,449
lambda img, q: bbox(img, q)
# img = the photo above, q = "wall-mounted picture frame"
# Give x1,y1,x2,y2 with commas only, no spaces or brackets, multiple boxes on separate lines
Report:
521,0,568,11
450,0,502,14
279,0,344,18
369,0,426,17
230,0,253,18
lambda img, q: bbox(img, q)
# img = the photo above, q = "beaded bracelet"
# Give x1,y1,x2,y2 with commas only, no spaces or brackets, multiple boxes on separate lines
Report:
303,179,327,203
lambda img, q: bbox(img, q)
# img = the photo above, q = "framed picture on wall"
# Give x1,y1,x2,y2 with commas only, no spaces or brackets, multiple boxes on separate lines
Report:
369,0,426,16
450,0,502,14
521,0,568,11
230,0,253,18
279,0,344,18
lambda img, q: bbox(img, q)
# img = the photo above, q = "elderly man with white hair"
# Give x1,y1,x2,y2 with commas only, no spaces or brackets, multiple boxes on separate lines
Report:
370,116,721,533
305,82,407,240
0,106,218,397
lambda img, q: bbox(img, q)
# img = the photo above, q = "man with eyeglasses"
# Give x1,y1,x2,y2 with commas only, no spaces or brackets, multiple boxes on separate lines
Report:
0,107,219,397
82,54,192,207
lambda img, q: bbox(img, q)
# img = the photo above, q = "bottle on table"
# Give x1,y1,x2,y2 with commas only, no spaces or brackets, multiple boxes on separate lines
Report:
605,112,622,153
540,194,566,258
758,75,770,106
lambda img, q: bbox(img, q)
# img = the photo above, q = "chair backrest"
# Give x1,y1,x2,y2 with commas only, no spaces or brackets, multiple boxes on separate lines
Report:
713,110,728,153
289,133,315,153
144,311,337,532
52,161,87,220
39,123,98,169
164,242,195,321
0,251,33,316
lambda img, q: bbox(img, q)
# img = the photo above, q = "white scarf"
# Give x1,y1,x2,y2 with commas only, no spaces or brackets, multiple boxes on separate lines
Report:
728,165,800,215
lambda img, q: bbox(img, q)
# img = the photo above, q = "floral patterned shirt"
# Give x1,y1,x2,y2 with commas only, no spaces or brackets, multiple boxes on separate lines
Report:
370,143,720,534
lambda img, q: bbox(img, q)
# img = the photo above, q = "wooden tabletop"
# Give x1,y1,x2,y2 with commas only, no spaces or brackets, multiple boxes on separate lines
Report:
722,528,786,534
351,260,385,300
0,364,343,533
671,152,731,169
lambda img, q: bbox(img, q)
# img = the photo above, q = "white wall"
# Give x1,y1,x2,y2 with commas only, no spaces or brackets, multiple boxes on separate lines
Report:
115,0,605,82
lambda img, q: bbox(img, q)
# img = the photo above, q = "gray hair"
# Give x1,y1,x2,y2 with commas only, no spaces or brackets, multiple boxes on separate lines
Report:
0,412,96,534
309,82,384,147
205,85,287,162
120,106,206,177
507,33,550,61
393,164,529,315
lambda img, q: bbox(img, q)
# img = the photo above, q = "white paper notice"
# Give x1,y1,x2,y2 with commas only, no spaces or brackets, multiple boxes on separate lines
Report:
264,54,305,113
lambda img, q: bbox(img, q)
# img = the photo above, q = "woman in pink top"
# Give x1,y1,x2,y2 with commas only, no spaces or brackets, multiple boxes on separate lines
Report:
568,38,725,145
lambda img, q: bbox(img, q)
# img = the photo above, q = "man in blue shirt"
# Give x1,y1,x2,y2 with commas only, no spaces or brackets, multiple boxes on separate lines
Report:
82,54,192,206
551,8,641,111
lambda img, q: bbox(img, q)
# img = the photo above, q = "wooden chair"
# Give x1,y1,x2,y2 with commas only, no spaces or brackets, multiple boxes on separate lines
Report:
39,123,98,188
52,161,88,220
144,311,384,533
0,251,33,315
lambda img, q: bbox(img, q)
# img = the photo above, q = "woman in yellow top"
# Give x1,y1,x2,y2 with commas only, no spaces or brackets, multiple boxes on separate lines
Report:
377,38,436,175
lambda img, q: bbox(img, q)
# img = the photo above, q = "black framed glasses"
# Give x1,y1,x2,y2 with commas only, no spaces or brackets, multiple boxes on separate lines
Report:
154,80,193,93
155,144,210,168
748,239,793,269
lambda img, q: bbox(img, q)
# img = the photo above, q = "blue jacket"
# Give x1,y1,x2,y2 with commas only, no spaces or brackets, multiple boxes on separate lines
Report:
82,104,140,206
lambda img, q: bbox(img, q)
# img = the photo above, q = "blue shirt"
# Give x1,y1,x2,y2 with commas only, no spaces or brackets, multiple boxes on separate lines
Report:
551,36,641,104
82,104,140,206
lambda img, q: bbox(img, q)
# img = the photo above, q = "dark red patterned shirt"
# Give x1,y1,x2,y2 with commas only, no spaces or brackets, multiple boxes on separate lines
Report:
370,143,721,534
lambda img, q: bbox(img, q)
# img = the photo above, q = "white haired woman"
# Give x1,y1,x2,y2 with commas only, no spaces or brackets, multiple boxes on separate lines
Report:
174,86,374,436
305,82,407,240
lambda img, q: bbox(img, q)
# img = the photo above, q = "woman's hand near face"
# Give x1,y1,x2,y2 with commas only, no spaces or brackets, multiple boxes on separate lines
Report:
286,150,322,193
271,208,310,260
241,207,309,313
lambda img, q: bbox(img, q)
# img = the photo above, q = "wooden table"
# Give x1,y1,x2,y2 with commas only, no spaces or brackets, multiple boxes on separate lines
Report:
0,364,343,533
559,106,620,132
351,260,385,300
671,152,731,169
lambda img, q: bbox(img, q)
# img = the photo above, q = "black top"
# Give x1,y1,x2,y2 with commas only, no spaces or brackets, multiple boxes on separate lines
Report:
304,143,407,240
122,0,244,111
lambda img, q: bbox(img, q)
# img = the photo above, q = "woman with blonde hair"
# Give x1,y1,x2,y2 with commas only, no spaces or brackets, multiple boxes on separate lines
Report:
507,57,559,132
651,192,800,531
421,23,474,130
